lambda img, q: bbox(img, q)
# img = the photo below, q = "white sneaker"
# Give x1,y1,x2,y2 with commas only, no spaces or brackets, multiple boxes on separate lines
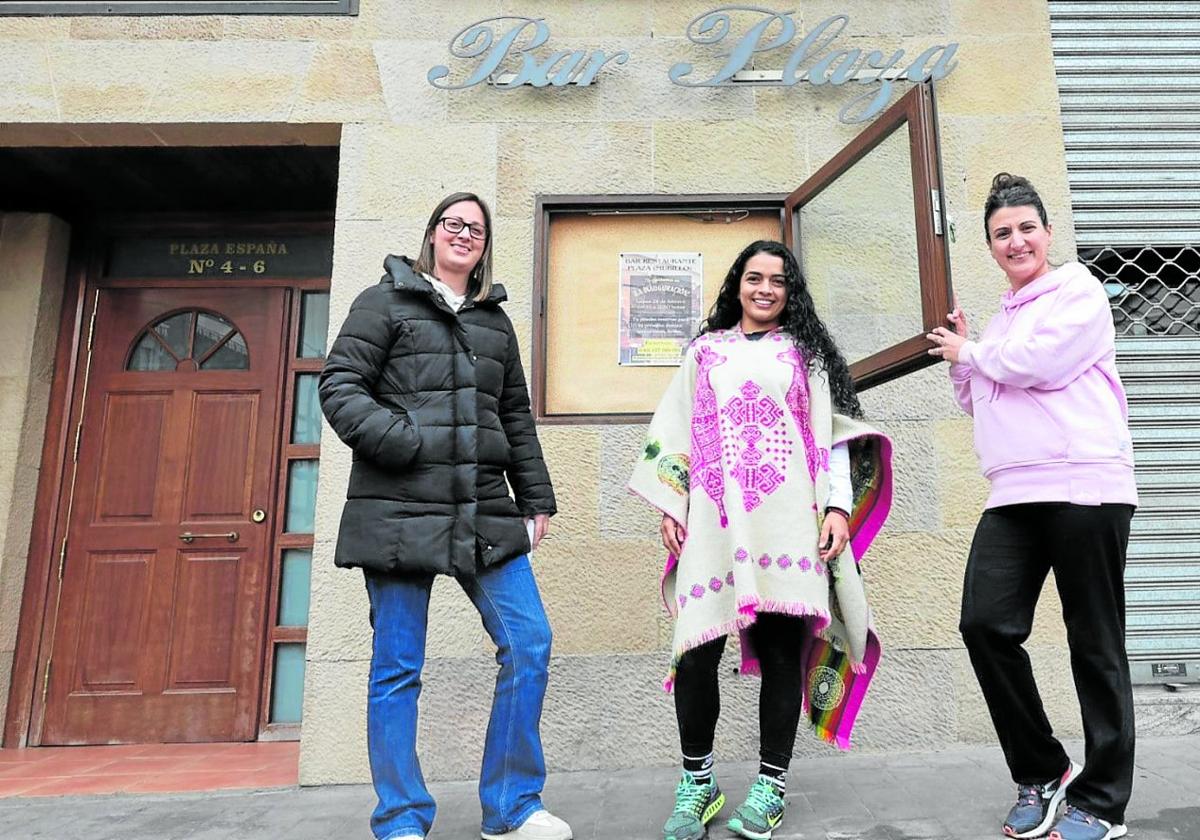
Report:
481,809,573,840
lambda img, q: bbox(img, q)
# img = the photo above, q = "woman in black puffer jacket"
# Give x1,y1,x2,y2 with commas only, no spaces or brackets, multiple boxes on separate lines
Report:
320,192,568,840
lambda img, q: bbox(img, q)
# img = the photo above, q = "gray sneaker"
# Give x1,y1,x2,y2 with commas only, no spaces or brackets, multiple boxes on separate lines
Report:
1003,760,1082,838
663,771,725,840
726,775,786,840
1048,804,1128,840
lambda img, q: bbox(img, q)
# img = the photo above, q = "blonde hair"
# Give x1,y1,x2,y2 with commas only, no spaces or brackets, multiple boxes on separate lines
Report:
412,191,494,301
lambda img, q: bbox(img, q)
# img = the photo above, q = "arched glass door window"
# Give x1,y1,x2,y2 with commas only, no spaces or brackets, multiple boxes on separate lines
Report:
127,310,250,371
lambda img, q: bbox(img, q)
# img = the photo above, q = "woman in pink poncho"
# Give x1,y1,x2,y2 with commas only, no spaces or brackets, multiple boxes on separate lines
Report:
630,240,894,840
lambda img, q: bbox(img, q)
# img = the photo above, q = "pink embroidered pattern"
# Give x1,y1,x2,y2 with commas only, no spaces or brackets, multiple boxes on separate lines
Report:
681,548,831,609
678,572,737,610
731,546,824,576
817,446,831,472
690,342,730,526
778,347,820,483
721,381,793,513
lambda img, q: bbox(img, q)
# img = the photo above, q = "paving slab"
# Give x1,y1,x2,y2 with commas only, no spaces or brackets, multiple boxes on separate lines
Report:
4,736,1198,840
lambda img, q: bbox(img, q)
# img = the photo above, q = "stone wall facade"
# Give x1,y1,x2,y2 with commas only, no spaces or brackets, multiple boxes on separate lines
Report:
0,215,69,734
0,1,1094,783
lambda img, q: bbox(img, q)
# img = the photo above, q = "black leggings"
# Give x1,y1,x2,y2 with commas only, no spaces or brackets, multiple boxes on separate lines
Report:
674,613,807,768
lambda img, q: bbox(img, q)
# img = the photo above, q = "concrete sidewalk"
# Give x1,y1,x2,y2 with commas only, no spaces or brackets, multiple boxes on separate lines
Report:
6,735,1199,840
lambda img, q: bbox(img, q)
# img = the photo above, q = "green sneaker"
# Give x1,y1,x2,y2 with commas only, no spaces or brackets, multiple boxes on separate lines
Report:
662,771,726,840
727,775,786,840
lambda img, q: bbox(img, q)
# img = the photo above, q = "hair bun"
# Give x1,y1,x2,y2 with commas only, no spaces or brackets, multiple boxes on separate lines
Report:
982,172,1047,239
990,172,1034,195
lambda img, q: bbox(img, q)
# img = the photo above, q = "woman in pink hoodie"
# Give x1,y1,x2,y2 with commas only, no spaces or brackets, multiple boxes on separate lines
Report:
927,174,1136,840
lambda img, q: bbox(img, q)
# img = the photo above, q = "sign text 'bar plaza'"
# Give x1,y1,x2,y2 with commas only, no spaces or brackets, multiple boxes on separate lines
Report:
426,7,959,124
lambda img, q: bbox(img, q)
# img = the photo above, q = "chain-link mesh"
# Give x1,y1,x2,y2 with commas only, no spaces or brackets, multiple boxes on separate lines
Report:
1080,246,1200,337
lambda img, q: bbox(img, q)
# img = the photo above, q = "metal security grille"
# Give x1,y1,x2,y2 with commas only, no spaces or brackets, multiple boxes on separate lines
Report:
1082,245,1200,335
1052,2,1200,683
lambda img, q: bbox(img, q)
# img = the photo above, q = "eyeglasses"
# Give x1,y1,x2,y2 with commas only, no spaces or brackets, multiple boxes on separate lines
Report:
438,216,488,241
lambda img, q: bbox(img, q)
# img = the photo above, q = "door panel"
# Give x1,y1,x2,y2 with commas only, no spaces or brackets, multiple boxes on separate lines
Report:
183,393,259,519
77,551,152,690
167,550,242,687
42,286,287,744
93,393,170,521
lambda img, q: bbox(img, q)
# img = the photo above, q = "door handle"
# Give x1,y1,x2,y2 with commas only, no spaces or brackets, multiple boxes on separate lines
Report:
179,531,240,544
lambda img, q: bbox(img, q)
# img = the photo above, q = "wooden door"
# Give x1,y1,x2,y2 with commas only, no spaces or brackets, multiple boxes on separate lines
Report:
41,286,287,744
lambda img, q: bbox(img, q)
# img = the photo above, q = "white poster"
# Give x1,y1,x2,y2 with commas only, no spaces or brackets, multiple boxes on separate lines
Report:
618,252,703,366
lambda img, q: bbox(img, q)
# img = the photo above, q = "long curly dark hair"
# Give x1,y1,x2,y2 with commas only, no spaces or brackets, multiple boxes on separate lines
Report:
699,240,863,418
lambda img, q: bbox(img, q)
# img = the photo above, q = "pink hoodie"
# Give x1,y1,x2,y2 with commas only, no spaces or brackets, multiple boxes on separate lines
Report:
950,261,1137,509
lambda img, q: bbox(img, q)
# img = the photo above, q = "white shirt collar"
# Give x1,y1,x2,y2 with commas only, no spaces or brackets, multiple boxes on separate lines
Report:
422,272,467,312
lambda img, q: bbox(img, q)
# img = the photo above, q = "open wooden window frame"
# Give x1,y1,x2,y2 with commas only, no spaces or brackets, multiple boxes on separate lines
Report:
532,83,951,423
784,82,952,390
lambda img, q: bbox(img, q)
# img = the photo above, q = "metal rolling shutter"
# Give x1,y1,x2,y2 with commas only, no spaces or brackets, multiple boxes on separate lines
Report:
1051,1,1200,247
1115,339,1200,683
1051,1,1200,683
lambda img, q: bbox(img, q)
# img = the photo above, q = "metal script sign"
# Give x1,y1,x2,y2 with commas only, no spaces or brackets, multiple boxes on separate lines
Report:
670,8,958,123
426,7,959,124
427,16,629,89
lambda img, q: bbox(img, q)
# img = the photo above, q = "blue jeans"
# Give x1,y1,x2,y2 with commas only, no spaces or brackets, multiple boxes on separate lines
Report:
364,555,552,840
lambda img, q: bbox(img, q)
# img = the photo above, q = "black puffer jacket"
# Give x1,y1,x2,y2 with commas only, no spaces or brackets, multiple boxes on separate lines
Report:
319,256,556,576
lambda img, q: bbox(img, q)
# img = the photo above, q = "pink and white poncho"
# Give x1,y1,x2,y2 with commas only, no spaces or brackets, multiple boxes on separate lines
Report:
629,327,894,749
